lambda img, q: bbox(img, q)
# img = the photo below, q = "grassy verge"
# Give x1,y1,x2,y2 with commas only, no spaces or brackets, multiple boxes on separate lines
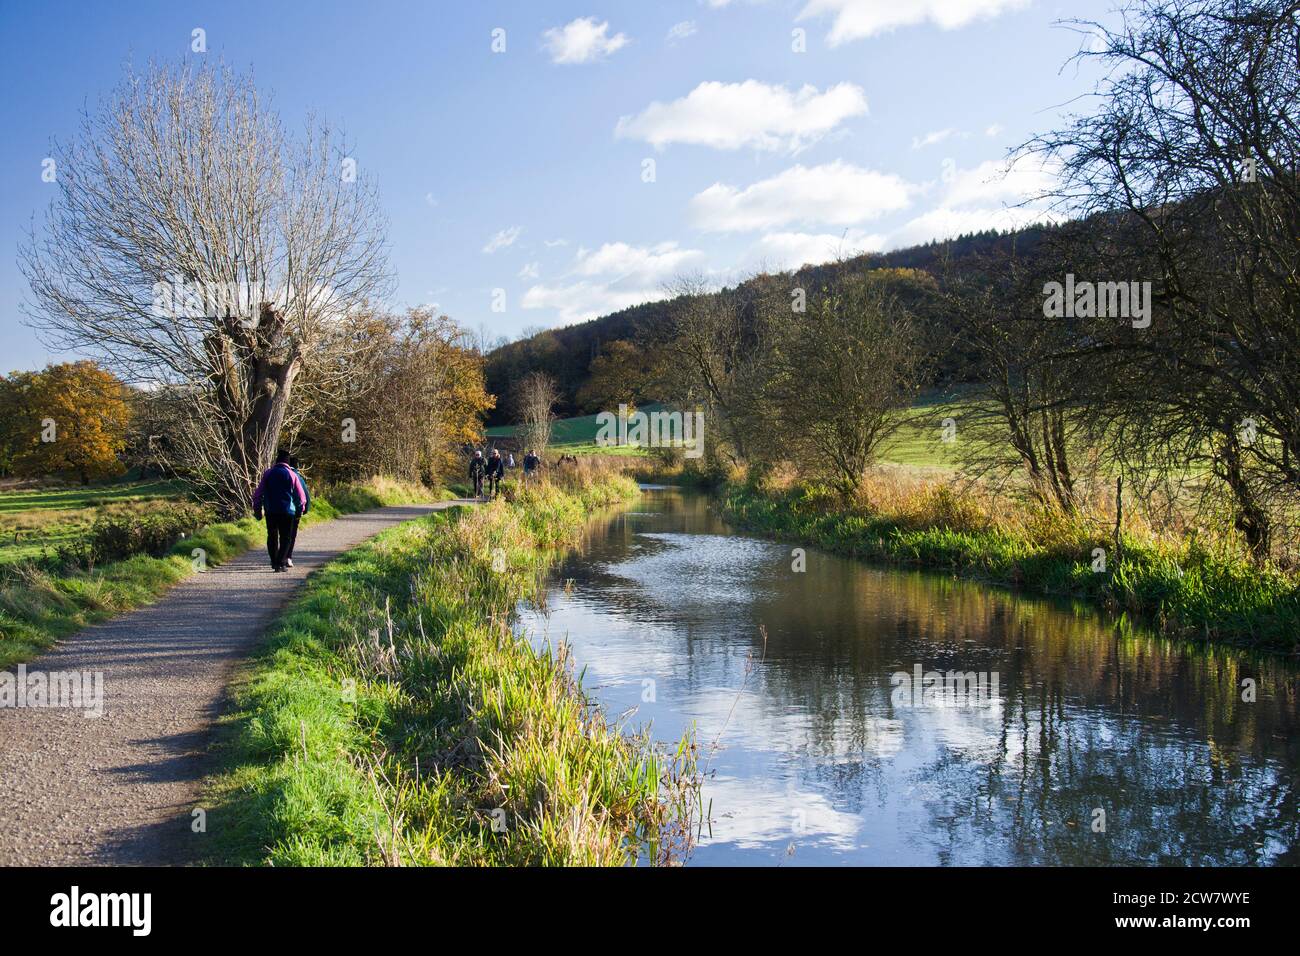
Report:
722,478,1300,652
0,478,187,565
202,470,698,866
0,476,438,668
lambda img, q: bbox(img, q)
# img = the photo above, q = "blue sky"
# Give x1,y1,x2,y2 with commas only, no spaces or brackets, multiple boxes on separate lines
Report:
0,0,1117,371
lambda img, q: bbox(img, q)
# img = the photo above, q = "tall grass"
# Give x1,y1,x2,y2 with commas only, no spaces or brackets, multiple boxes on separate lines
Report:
0,476,438,668
723,471,1300,651
204,471,700,866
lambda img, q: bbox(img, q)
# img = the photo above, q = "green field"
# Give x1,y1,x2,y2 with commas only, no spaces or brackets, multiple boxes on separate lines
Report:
487,396,981,467
485,404,667,455
0,477,187,565
0,475,438,667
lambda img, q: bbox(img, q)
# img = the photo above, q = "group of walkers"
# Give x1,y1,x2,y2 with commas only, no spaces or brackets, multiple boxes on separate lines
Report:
249,444,543,573
251,450,310,572
468,446,541,498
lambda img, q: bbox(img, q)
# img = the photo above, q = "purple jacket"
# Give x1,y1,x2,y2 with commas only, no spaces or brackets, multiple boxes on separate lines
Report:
252,463,307,516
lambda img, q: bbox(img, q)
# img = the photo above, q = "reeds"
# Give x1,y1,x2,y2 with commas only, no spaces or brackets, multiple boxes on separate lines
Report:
724,469,1300,650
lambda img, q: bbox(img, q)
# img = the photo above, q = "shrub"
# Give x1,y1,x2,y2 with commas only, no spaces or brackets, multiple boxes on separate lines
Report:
85,503,213,564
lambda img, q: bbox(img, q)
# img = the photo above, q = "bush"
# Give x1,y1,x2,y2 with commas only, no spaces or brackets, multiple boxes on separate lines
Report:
85,503,213,564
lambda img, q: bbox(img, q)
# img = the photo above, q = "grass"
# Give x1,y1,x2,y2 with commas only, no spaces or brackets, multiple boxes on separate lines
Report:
485,404,666,454
0,476,439,668
484,395,984,464
0,477,188,565
202,468,699,866
721,472,1300,652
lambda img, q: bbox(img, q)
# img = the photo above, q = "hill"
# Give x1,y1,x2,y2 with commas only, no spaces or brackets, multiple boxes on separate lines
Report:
483,224,1055,424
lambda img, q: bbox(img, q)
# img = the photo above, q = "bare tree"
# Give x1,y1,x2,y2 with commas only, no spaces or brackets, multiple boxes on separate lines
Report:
659,272,782,467
766,273,927,497
514,371,559,456
941,241,1097,512
21,61,391,515
1023,0,1300,557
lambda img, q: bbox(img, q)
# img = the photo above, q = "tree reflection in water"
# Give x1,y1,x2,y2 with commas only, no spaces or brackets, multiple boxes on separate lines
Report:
517,488,1299,866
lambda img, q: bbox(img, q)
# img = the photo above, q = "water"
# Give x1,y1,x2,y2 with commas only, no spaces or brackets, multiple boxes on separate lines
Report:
516,487,1300,866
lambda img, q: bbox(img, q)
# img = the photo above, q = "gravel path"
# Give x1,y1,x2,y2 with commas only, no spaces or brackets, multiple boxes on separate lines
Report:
0,501,474,866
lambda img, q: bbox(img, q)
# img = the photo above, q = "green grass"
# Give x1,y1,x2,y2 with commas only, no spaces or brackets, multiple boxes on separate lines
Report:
0,477,440,668
0,476,182,514
486,404,665,453
877,397,986,468
486,396,986,464
722,480,1300,651
0,477,189,565
202,472,699,866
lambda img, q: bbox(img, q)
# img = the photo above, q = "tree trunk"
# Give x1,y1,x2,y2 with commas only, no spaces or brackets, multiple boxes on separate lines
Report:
1217,431,1271,563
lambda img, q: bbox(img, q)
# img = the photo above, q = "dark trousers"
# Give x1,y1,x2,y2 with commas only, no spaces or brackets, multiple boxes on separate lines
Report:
265,513,294,568
488,475,501,496
287,515,301,559
472,474,484,496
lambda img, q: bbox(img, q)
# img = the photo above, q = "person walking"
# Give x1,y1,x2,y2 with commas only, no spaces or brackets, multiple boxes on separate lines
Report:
469,449,486,498
252,450,308,572
486,448,505,497
284,455,311,568
523,448,540,484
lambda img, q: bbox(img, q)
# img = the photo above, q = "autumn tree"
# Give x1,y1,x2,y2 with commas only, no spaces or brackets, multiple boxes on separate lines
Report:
21,61,390,515
294,308,493,484
660,272,784,466
0,371,40,478
575,339,653,414
4,362,131,484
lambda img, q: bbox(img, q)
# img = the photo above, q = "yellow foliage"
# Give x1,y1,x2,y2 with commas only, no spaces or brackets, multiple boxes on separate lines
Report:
2,361,130,484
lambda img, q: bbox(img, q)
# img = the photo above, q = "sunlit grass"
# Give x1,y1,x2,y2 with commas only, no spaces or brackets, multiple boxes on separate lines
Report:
203,471,700,866
0,476,440,668
723,473,1300,650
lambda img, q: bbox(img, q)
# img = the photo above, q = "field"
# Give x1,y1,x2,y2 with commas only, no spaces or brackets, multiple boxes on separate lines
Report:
488,395,977,468
0,477,187,565
486,403,666,455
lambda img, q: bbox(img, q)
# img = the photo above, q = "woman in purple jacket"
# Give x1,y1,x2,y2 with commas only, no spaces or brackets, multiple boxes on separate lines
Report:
251,450,307,572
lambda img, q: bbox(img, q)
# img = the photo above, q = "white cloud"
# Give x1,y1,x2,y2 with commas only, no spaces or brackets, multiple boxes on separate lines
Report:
985,123,1005,138
748,229,886,270
544,238,568,248
571,241,704,282
522,240,705,324
689,161,916,233
521,282,669,325
482,226,523,254
799,0,1033,46
666,20,697,43
911,128,956,150
518,261,540,280
888,156,1060,246
941,157,1054,208
615,80,867,152
542,17,629,64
